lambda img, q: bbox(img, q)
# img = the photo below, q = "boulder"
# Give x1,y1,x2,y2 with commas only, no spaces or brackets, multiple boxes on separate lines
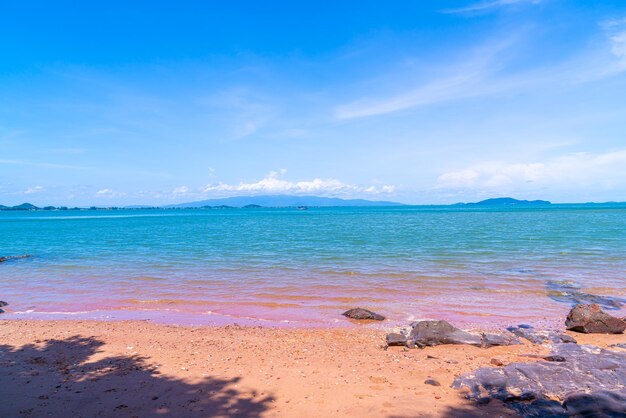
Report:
0,301,7,307
410,320,482,347
565,304,626,334
342,308,385,321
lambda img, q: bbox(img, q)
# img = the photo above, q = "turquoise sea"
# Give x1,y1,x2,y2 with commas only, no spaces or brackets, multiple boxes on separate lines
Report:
1,205,625,328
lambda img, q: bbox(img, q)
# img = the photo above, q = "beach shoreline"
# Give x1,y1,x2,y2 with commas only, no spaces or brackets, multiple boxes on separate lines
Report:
2,318,624,417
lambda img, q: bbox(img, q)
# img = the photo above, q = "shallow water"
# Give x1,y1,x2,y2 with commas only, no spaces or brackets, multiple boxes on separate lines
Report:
1,205,625,328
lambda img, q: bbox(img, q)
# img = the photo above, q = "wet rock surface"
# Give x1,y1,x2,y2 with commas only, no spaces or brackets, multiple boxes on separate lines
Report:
565,303,626,334
507,325,576,344
453,343,626,417
546,280,625,310
0,300,6,314
342,308,385,321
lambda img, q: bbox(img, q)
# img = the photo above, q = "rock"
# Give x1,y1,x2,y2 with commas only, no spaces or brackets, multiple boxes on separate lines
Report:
453,343,626,417
386,333,408,347
410,320,482,347
481,333,522,348
565,304,626,334
609,343,626,350
0,301,7,307
490,358,504,366
424,379,441,386
342,308,385,321
507,325,576,344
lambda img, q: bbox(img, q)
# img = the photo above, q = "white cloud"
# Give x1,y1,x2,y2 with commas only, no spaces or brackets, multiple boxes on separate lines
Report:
436,150,626,190
172,186,189,196
24,186,44,194
201,170,395,196
444,0,542,14
95,188,127,198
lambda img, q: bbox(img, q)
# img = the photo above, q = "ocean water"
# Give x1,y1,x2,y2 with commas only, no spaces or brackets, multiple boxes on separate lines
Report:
1,205,625,328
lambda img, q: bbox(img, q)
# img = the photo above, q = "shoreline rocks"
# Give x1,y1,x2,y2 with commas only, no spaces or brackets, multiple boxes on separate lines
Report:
387,320,522,349
0,300,6,314
565,304,626,334
342,308,385,321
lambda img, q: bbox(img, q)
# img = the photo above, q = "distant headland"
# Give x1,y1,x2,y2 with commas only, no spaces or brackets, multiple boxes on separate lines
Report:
3,196,626,211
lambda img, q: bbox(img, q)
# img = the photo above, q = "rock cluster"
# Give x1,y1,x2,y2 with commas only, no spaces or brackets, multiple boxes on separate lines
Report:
0,300,7,314
386,320,521,349
565,303,626,334
506,324,577,344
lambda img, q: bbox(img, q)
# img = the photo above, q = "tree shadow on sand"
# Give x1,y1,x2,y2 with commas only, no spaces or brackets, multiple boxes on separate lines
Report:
0,335,274,417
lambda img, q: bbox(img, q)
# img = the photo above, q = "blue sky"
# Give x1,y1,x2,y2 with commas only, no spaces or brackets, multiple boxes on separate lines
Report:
1,0,626,205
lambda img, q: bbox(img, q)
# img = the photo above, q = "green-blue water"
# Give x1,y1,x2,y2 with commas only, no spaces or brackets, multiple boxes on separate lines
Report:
1,205,625,327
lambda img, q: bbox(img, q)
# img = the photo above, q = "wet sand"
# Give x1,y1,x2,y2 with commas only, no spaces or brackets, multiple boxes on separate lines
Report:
1,319,624,417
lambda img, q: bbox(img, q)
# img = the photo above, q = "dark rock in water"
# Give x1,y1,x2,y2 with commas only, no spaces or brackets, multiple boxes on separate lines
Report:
507,325,576,344
565,304,626,334
0,301,7,307
342,308,385,321
610,343,626,350
546,280,625,310
386,333,408,347
0,255,31,263
0,309,4,314
410,320,482,347
481,333,522,348
453,343,626,417
424,379,441,386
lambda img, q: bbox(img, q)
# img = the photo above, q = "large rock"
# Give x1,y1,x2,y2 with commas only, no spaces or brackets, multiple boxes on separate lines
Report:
342,308,385,321
565,304,625,334
409,320,482,347
453,343,626,417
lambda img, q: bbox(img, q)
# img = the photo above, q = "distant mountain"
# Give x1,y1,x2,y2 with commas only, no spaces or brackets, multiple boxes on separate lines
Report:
167,195,404,208
0,202,40,211
464,197,551,206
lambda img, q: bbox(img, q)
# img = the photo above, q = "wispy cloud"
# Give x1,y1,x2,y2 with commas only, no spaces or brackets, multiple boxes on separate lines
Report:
0,159,89,170
444,0,542,14
201,170,395,196
436,150,626,190
95,188,127,198
334,19,626,120
24,186,45,194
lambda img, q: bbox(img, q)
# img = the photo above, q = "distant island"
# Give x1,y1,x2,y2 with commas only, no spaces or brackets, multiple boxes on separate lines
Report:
461,197,552,207
6,197,626,211
0,195,404,211
166,195,404,208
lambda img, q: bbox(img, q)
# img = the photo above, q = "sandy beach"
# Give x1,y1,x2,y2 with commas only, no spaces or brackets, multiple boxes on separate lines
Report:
1,319,624,417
